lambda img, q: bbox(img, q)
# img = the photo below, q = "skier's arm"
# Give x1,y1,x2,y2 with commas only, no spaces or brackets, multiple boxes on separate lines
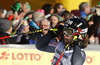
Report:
36,24,64,53
36,31,56,53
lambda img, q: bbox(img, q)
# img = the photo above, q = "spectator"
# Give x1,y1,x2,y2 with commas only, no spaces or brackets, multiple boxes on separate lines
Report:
49,13,59,28
0,7,5,18
23,11,43,44
24,11,38,44
95,2,100,16
87,15,94,27
42,4,54,18
12,20,37,44
35,19,50,41
29,19,51,44
54,3,64,15
32,12,44,27
22,2,30,14
36,9,45,16
23,11,39,30
95,2,100,43
93,15,100,44
11,2,25,20
49,13,64,42
5,10,13,21
0,18,37,45
61,10,73,23
39,19,50,35
79,2,91,20
90,7,95,14
0,18,16,44
87,15,100,44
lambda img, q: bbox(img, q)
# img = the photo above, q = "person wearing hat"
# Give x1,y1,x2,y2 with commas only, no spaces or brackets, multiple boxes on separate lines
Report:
32,11,44,26
29,11,44,32
12,19,38,44
0,18,16,44
0,18,37,44
12,19,31,44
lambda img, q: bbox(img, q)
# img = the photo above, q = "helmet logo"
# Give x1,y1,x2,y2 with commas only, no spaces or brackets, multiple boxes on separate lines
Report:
66,20,73,25
77,23,82,27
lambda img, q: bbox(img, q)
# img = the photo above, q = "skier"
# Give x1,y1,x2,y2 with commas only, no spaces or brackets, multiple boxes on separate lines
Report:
36,16,88,65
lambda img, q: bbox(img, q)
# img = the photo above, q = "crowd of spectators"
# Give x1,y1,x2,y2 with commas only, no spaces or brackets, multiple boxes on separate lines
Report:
0,1,99,45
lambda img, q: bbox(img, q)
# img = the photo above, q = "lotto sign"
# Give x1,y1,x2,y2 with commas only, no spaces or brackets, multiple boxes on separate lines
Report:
0,48,100,65
0,49,54,65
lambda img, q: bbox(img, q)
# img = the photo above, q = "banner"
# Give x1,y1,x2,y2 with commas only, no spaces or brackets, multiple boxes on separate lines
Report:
85,51,100,65
0,49,54,65
0,48,100,65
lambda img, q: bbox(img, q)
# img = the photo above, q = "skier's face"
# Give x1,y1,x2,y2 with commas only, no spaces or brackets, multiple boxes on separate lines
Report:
63,27,74,45
63,34,73,45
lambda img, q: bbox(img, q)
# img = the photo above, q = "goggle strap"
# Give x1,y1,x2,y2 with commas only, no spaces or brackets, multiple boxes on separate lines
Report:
78,28,81,32
73,32,83,40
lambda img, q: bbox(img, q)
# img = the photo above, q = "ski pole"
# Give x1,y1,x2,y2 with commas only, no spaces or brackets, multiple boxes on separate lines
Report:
0,28,58,39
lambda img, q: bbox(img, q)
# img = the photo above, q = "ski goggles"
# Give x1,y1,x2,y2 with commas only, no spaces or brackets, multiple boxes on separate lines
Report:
63,27,74,36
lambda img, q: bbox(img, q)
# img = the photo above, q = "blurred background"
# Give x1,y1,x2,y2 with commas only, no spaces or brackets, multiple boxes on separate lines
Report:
0,0,100,11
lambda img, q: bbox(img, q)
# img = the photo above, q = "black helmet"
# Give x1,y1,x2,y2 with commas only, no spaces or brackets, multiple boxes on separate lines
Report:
63,16,88,40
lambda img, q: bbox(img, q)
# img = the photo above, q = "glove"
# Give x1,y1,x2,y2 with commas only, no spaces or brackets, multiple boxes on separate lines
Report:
72,35,85,49
11,3,21,12
49,23,64,38
54,24,64,35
